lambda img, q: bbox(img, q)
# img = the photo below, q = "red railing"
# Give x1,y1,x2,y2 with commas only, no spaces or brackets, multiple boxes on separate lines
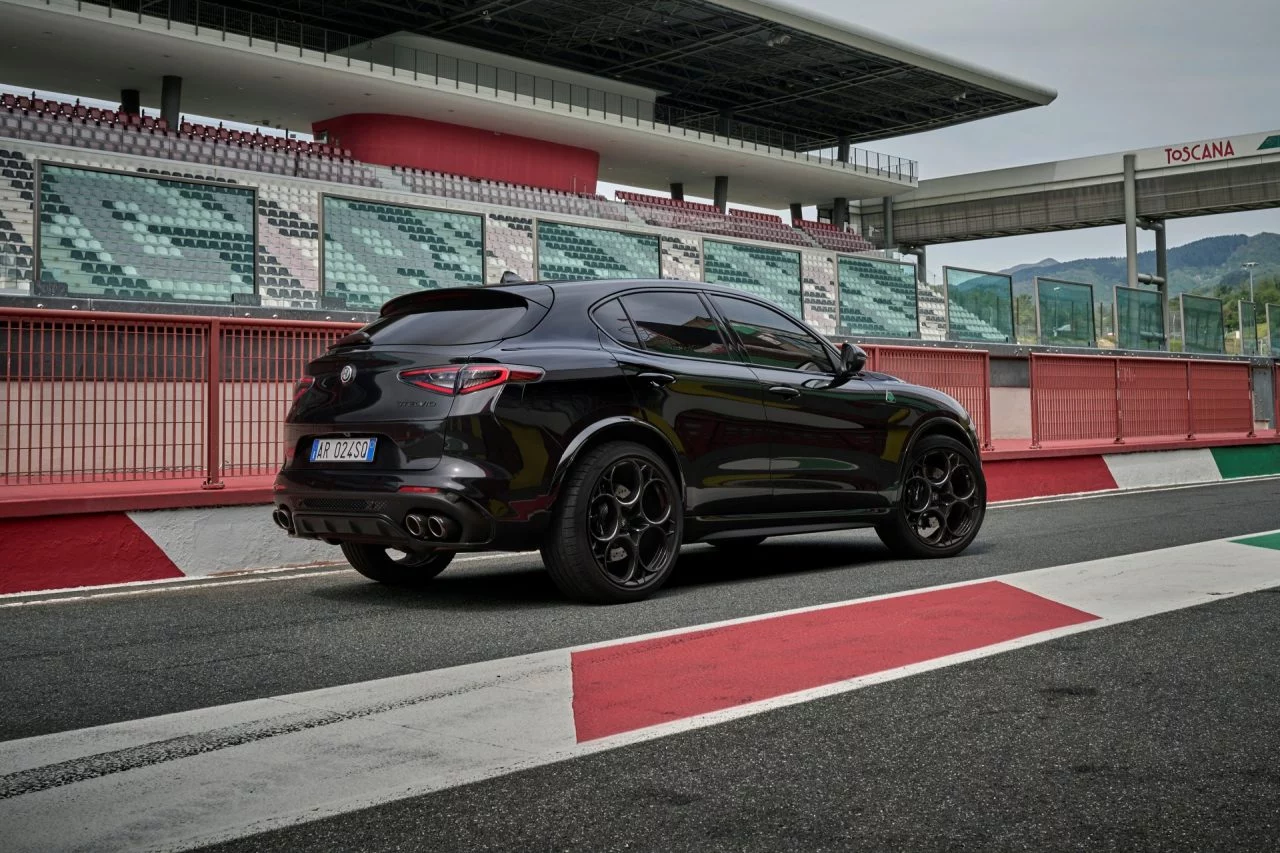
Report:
866,345,993,450
0,308,357,490
1030,353,1256,447
1,309,997,496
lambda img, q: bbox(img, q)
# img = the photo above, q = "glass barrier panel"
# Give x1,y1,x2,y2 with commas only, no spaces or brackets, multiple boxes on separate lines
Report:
1035,278,1095,347
38,163,256,304
943,267,1014,343
322,196,484,310
536,222,659,281
1114,286,1165,351
1239,300,1259,356
837,256,918,338
1180,294,1225,354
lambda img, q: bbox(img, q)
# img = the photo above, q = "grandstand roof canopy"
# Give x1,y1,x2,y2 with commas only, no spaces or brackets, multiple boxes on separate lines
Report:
209,0,1057,148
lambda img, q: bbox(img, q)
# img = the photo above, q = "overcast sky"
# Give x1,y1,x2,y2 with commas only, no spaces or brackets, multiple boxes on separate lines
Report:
797,0,1280,274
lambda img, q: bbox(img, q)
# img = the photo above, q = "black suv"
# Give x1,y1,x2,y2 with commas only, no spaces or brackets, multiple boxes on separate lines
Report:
273,280,986,603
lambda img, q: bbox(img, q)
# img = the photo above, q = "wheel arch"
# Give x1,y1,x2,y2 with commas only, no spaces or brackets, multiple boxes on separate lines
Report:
902,414,982,468
551,417,686,496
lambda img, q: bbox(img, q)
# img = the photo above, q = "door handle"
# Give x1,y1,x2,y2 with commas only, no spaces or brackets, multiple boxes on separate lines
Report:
638,372,676,387
768,385,801,399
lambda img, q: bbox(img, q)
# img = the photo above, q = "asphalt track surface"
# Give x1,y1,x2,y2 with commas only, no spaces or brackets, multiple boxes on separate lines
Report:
4,478,1280,851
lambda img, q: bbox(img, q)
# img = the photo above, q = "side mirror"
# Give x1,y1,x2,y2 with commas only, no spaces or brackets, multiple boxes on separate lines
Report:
838,342,867,376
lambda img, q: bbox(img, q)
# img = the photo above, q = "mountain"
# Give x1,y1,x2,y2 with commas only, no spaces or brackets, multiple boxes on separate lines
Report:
998,233,1280,298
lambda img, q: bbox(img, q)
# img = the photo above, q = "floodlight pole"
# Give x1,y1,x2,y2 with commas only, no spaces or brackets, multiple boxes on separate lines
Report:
1243,262,1258,302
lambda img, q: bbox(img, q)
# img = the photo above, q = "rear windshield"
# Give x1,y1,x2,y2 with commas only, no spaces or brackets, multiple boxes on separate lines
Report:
357,292,533,346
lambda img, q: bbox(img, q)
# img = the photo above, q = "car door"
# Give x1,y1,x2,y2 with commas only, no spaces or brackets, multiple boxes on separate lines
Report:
594,290,772,518
706,294,896,515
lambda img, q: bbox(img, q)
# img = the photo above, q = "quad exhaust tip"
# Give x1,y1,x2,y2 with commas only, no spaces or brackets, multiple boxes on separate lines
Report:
272,507,293,533
405,512,428,539
405,512,456,541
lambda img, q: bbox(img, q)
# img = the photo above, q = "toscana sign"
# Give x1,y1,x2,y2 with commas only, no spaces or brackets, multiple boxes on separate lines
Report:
1163,139,1235,165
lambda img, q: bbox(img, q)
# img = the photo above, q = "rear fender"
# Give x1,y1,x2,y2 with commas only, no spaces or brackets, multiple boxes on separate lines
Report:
549,417,686,497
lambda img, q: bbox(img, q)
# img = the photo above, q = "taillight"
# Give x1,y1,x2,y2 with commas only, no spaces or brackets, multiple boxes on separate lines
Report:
293,376,314,403
398,365,543,395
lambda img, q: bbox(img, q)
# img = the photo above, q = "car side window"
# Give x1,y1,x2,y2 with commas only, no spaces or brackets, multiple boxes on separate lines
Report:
619,291,732,361
709,295,834,373
592,298,642,348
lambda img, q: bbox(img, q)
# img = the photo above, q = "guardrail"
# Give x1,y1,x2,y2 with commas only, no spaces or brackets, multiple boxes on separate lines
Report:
2,308,995,498
0,307,353,489
1029,353,1256,447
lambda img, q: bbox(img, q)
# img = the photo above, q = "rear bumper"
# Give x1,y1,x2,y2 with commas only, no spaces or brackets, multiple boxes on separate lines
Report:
272,469,497,551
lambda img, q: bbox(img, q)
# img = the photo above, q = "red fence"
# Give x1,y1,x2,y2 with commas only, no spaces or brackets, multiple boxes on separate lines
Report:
865,345,993,450
1,308,356,489
1029,353,1256,447
1,309,998,495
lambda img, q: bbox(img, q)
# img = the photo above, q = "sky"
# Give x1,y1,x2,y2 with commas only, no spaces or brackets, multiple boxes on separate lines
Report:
800,0,1280,274
8,0,1278,279
620,0,1280,277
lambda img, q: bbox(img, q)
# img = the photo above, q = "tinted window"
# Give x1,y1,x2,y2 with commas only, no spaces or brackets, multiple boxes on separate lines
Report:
620,291,731,361
592,298,641,347
710,296,833,372
360,292,530,346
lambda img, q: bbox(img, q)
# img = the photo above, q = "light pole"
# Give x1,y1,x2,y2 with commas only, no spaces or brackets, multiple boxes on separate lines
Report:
1243,261,1258,302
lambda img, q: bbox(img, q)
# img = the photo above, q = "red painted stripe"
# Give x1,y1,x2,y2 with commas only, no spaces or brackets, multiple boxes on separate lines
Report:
571,581,1097,742
983,456,1118,502
0,513,182,594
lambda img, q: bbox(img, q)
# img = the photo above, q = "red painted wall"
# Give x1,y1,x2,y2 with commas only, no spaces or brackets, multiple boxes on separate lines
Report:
313,113,599,193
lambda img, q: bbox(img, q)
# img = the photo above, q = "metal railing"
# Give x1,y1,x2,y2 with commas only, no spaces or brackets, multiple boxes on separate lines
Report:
57,0,917,182
2,308,991,497
865,345,993,450
0,307,355,489
1029,353,1256,447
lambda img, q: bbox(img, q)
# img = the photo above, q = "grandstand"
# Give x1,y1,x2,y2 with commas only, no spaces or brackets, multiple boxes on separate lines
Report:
9,0,1242,354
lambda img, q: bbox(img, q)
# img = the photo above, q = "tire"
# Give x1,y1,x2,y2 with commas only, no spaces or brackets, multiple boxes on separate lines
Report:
340,542,454,586
876,434,986,559
541,441,683,604
711,536,767,551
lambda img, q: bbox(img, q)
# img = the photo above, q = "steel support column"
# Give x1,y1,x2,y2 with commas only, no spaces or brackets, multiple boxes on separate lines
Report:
833,197,849,228
882,196,895,252
120,89,140,116
789,202,803,223
837,135,850,163
670,182,684,201
713,176,728,213
1155,220,1169,346
1124,153,1138,288
161,75,183,129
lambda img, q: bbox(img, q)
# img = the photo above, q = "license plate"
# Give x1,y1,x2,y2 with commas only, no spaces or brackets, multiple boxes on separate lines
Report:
310,437,377,463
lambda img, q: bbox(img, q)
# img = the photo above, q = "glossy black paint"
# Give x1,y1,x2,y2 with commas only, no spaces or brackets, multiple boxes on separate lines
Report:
273,279,981,554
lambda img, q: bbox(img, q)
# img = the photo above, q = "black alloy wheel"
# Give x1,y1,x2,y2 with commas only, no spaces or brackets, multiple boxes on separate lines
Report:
543,441,683,604
877,434,985,558
340,542,454,585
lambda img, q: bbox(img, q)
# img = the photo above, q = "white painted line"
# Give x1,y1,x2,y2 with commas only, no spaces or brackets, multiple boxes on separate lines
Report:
2,530,1279,852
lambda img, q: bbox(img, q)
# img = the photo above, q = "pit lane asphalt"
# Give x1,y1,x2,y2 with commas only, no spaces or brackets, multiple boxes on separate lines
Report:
3,478,1278,746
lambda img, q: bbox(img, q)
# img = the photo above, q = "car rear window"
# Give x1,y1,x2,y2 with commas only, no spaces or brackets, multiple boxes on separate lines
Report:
357,291,534,346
